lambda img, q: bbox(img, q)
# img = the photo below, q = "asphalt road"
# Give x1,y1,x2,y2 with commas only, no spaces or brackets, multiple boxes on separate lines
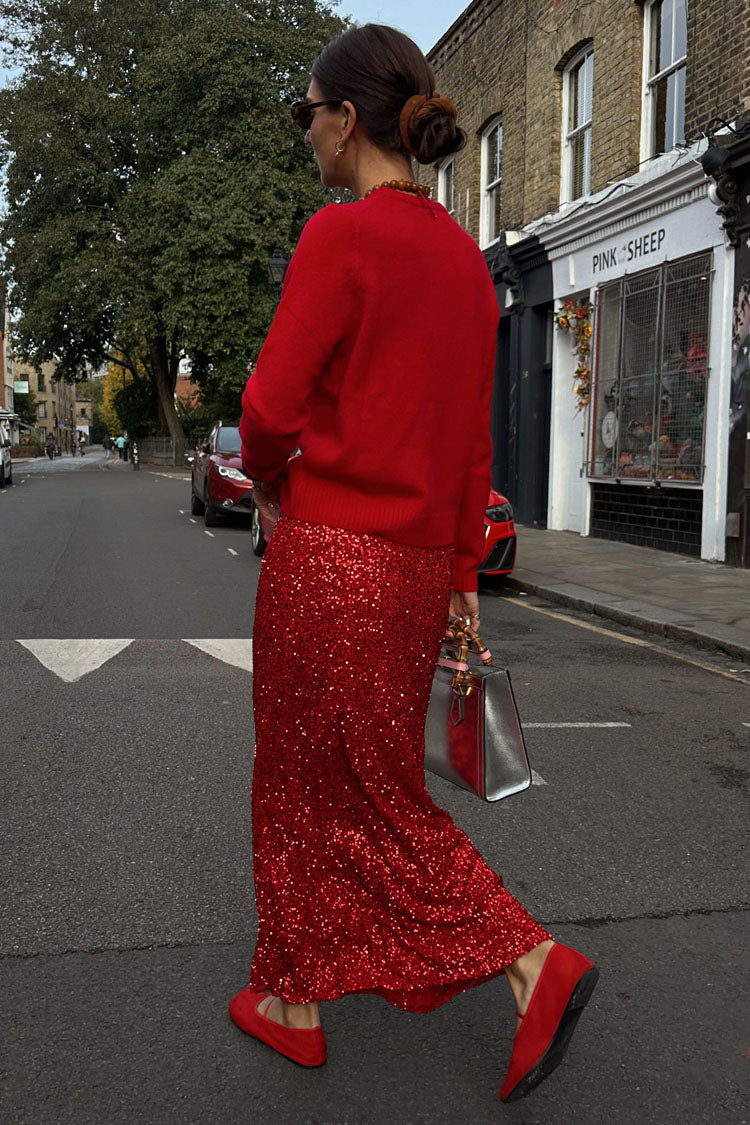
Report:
1,454,748,1124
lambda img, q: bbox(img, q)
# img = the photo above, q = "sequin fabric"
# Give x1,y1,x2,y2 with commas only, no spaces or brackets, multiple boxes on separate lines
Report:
248,515,550,1012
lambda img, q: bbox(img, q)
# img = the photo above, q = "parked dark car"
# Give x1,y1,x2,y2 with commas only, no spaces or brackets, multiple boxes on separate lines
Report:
189,423,254,527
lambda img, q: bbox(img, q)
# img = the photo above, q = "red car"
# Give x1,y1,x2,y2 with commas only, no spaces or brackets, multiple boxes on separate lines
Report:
189,423,254,527
251,481,516,576
479,488,516,576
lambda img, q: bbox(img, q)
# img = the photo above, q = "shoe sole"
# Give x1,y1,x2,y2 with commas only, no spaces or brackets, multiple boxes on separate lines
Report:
502,966,600,1103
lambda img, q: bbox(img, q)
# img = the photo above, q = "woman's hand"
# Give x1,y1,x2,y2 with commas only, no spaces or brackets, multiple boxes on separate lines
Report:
449,589,480,631
252,478,283,531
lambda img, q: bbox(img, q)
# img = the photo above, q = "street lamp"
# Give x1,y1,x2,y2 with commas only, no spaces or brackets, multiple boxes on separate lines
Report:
266,247,289,309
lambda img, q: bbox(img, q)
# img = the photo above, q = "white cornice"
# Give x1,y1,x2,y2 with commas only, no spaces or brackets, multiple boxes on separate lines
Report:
531,147,713,256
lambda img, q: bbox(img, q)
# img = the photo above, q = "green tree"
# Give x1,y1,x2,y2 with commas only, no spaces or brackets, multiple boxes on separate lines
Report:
0,0,345,439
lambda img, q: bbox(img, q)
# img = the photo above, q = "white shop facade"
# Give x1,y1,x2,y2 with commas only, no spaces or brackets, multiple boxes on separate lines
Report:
537,150,734,561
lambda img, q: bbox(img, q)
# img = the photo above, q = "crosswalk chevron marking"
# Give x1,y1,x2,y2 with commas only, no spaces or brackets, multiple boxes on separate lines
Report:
183,638,253,673
17,639,134,682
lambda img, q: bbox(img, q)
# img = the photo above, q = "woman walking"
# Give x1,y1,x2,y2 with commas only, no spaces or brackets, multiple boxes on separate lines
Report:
231,24,598,1104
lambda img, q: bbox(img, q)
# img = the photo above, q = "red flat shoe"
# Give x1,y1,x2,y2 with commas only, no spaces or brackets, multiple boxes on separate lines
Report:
229,988,327,1067
500,942,599,1103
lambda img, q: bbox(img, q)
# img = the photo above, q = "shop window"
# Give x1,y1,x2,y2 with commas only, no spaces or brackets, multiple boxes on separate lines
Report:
479,117,502,247
642,0,687,157
589,253,711,484
37,401,46,419
438,158,456,217
562,47,593,203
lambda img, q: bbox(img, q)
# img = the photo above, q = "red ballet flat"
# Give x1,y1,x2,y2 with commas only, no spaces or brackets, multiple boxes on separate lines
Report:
500,942,599,1103
229,988,327,1067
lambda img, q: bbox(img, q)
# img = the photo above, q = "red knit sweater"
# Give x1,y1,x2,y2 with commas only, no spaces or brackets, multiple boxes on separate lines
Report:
240,189,499,590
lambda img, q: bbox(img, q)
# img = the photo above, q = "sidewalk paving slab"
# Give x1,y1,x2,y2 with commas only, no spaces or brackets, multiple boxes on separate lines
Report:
499,525,750,663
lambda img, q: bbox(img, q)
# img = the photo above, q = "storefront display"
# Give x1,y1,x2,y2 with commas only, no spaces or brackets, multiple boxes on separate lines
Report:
539,151,733,562
589,252,711,484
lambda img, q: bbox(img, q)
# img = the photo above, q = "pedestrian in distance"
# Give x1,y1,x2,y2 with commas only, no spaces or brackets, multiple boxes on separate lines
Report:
45,432,55,461
102,434,112,459
116,434,126,460
70,436,77,457
79,432,86,455
229,24,598,1106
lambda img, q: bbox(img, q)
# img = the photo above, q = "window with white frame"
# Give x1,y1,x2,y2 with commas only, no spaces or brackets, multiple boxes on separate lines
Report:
643,0,687,157
438,158,456,217
479,117,502,246
562,46,594,202
589,253,710,483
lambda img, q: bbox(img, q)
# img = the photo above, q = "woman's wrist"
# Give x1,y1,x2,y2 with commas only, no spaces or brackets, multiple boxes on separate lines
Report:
251,474,284,492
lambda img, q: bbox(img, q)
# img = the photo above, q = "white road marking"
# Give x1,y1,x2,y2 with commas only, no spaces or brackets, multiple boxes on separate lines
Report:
189,518,196,524
178,509,186,514
743,722,750,727
183,639,253,673
204,530,215,538
18,639,134,683
524,722,631,729
227,548,239,556
531,769,547,786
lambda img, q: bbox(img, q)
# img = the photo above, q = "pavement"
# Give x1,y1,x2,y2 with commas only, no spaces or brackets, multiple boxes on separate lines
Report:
504,525,750,664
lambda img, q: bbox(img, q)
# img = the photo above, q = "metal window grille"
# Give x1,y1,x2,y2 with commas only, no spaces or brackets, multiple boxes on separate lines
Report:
588,252,711,484
647,0,687,153
566,50,593,200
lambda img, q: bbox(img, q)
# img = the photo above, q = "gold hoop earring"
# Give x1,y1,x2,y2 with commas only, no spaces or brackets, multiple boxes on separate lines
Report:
335,140,346,156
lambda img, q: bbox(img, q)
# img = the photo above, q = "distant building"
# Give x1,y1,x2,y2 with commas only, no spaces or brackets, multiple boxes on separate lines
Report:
75,398,92,441
13,360,76,452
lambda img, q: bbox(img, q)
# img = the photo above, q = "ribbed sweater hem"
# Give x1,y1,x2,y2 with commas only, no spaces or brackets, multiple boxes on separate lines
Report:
282,474,454,552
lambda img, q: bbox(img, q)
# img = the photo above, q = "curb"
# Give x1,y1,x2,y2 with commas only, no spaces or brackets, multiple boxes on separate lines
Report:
499,574,750,664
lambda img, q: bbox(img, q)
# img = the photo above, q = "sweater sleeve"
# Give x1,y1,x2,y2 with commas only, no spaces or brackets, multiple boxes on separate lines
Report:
451,348,495,592
240,204,356,481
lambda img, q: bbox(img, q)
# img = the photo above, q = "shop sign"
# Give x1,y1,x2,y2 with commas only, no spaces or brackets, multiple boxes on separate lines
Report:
593,226,666,274
13,379,29,394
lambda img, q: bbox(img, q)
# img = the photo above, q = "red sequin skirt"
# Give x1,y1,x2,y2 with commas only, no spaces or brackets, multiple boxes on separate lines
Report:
248,516,549,1012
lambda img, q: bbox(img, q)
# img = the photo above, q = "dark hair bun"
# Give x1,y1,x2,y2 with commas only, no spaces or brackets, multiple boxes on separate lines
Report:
407,106,466,165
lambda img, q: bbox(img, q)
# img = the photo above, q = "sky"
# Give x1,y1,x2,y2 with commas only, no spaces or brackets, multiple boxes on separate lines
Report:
336,0,468,52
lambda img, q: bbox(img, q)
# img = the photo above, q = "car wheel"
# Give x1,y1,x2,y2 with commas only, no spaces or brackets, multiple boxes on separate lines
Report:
204,482,219,527
191,480,204,515
251,500,266,557
6,464,12,486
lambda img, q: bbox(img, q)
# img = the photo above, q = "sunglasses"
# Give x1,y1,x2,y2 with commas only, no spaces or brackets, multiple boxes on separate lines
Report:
291,99,342,131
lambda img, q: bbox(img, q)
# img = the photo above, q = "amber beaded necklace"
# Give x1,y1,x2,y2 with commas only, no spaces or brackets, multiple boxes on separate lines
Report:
360,179,432,202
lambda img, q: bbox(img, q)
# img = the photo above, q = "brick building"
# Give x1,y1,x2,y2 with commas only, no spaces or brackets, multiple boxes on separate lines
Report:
424,0,750,565
12,360,77,452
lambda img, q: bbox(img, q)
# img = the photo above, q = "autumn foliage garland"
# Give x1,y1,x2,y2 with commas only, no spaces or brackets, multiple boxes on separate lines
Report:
556,300,593,410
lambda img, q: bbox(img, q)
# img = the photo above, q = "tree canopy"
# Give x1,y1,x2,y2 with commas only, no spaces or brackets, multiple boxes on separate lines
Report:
0,0,346,438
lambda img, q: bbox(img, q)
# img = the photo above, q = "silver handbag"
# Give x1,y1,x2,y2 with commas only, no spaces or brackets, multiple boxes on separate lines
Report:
425,621,532,802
